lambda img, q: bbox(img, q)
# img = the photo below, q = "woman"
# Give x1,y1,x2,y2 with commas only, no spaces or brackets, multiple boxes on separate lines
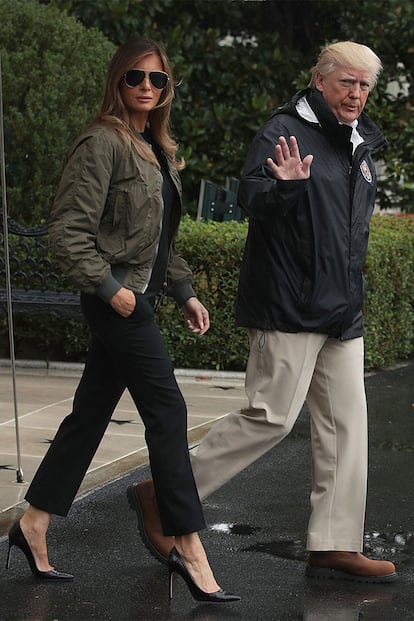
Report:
6,38,239,603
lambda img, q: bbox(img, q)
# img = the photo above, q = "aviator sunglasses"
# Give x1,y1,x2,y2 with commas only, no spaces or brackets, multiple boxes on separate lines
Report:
123,69,169,90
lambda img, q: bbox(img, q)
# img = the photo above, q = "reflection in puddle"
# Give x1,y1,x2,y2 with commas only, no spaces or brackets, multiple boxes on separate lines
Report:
303,581,397,621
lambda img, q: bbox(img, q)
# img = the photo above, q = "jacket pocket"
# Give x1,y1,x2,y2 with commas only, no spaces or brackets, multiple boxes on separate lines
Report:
101,186,129,231
96,187,130,258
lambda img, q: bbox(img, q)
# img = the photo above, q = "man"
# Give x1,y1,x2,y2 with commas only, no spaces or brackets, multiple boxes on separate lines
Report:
127,41,397,583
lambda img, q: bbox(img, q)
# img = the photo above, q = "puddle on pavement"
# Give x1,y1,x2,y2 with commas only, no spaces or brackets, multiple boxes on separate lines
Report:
241,532,414,565
209,522,260,536
364,531,414,565
243,538,307,561
209,526,414,566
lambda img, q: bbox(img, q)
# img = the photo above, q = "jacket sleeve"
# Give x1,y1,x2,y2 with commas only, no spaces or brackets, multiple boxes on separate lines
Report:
238,118,308,221
166,241,196,306
49,130,122,298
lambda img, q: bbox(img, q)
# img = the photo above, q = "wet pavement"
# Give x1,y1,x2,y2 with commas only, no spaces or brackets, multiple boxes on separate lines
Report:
0,362,246,519
0,361,413,620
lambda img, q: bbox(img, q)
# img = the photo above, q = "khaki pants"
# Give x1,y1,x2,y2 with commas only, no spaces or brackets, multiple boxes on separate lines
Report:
190,330,367,551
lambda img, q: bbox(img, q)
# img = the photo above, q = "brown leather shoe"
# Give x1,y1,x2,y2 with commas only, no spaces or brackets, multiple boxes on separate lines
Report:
306,551,398,583
127,480,174,565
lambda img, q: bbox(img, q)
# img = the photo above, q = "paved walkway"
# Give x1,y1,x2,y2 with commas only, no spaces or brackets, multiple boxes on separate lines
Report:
0,360,246,535
0,361,413,620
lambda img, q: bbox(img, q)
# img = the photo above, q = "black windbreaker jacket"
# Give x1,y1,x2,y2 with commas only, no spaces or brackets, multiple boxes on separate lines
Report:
236,88,387,339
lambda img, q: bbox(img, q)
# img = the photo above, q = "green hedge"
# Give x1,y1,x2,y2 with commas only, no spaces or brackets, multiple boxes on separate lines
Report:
363,215,414,369
1,215,413,371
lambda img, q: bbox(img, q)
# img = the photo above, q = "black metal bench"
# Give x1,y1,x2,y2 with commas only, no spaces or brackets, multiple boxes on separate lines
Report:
196,177,244,222
0,216,80,318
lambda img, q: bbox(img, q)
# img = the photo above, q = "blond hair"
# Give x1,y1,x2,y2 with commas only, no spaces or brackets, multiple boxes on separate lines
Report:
97,38,184,170
309,41,382,91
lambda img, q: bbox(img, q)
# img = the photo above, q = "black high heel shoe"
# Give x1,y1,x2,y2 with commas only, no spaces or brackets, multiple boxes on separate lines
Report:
167,547,240,603
6,521,74,580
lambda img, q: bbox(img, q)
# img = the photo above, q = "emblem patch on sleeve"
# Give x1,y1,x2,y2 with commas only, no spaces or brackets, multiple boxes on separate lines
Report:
360,160,372,183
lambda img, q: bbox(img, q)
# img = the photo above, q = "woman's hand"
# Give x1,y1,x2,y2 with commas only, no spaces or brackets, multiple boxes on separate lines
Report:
182,297,210,335
109,287,136,317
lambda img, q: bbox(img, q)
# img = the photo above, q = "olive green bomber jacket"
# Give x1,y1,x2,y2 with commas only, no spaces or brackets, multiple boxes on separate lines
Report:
49,124,195,307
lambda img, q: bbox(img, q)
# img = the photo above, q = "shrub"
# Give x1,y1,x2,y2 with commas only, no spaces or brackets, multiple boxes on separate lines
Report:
364,215,414,368
0,0,115,224
156,217,250,371
1,215,414,371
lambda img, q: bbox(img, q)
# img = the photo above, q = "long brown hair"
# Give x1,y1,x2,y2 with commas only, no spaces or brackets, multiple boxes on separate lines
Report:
98,38,184,170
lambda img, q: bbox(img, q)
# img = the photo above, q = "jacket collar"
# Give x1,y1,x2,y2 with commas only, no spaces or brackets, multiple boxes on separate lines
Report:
273,87,386,152
304,88,353,147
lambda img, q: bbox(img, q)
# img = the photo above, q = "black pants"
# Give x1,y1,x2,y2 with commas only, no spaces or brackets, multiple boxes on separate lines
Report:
25,293,206,536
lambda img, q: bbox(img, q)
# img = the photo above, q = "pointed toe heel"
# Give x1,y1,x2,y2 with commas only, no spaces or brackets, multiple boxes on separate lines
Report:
7,521,74,581
167,547,240,603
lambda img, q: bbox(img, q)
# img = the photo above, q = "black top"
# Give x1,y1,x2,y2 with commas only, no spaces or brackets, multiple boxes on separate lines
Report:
141,130,179,301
